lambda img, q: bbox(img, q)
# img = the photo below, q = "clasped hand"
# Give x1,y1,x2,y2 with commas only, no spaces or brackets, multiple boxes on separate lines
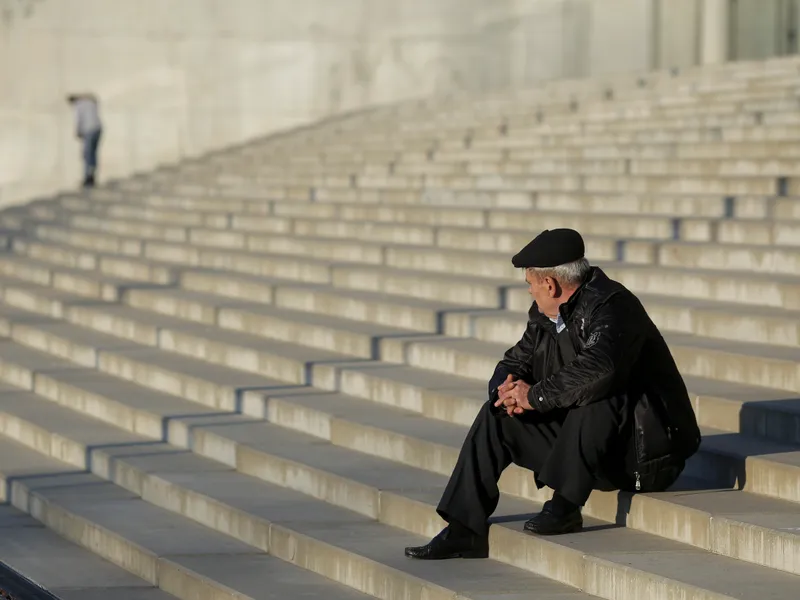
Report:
493,374,533,416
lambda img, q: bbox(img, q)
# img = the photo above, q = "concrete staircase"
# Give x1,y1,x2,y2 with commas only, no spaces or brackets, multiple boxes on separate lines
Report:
1,55,800,599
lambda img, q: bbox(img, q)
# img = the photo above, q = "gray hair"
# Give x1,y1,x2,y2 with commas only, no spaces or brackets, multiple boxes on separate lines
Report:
526,257,591,287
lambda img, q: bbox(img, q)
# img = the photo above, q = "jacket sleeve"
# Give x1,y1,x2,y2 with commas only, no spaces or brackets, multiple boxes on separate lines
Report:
528,295,645,412
488,314,538,401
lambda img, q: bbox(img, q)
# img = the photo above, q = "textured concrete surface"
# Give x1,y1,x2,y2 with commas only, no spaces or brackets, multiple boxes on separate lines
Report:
1,53,800,599
6,0,788,206
0,372,799,599
0,505,174,600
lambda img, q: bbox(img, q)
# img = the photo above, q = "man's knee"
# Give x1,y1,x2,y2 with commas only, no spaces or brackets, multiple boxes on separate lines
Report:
569,397,626,426
565,400,627,450
463,399,519,446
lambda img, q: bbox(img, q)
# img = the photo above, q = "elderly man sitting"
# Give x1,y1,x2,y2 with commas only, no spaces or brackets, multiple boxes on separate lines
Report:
406,228,701,560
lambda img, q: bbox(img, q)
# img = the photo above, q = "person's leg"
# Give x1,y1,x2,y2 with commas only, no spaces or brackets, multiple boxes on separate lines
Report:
533,395,633,509
407,401,563,559
83,129,101,187
436,401,563,536
91,128,101,180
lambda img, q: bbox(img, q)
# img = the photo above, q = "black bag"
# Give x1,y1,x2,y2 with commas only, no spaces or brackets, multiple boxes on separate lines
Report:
556,329,683,493
630,390,684,492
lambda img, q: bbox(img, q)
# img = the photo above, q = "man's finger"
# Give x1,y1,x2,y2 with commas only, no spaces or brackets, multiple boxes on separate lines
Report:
495,393,513,407
498,379,515,393
498,374,517,392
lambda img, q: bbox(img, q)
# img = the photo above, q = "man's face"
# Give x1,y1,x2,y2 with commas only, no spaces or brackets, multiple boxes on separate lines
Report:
525,270,558,319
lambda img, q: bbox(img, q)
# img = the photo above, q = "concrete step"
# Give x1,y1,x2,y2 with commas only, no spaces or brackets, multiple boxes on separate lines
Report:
0,389,595,600
1,346,800,594
30,215,800,292
102,258,800,349
0,500,176,600
26,220,800,313
123,287,419,359
4,342,796,577
53,274,800,443
534,192,771,220
27,224,650,281
5,278,798,448
42,203,800,278
776,197,800,220
61,190,800,249
658,240,800,274
7,266,800,410
592,262,800,310
0,437,381,600
375,332,800,402
380,240,800,279
229,116,800,148
4,253,800,415
163,160,788,193
3,311,345,394
69,212,193,243
0,253,169,303
717,219,800,246
182,273,479,333
11,238,176,283
626,158,800,177
225,157,800,179
2,296,799,509
53,192,773,247
463,125,800,147
72,185,777,221
507,142,800,161
229,137,800,165
446,296,800,349
40,215,655,266
24,225,800,320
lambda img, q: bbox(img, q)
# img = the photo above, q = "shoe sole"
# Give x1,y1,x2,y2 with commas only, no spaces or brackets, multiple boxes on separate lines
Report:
404,550,489,560
523,522,583,536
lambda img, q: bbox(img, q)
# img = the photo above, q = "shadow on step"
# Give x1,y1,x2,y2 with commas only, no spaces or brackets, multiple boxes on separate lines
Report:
738,397,800,446
491,511,621,533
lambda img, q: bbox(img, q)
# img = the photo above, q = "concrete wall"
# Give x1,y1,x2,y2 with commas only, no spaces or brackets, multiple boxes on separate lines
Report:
0,0,797,207
658,0,702,68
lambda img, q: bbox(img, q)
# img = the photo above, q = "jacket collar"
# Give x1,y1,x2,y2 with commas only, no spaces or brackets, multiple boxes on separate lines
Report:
559,266,621,322
529,267,617,330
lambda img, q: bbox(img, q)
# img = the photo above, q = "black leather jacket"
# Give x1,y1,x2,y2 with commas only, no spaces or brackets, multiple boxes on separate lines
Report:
489,267,701,463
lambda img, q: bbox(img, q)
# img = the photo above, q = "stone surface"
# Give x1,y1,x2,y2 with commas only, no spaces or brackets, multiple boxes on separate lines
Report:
3,50,800,600
0,505,172,600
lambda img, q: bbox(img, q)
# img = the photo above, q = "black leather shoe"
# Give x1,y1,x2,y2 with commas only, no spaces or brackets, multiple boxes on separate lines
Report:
524,506,583,535
404,526,489,559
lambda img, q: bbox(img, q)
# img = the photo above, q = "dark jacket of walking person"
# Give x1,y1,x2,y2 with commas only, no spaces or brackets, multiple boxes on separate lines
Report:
67,93,102,188
405,228,702,560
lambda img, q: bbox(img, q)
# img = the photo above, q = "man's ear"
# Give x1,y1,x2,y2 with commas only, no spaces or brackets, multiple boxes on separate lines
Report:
546,276,558,297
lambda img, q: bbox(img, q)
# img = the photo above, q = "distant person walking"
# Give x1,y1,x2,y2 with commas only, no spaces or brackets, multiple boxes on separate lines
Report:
67,93,102,188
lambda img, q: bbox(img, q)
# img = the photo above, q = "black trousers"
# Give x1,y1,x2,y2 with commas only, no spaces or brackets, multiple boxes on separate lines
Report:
437,397,634,535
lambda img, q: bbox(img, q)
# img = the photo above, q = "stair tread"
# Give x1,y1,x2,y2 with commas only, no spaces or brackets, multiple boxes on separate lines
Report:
3,336,799,565
0,504,174,600
3,304,799,472
0,254,159,287
0,407,594,600
0,437,378,600
392,330,800,366
0,389,798,599
130,286,425,336
19,232,800,289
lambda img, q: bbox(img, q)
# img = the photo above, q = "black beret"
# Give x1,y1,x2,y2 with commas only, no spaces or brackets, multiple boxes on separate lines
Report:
512,228,585,268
